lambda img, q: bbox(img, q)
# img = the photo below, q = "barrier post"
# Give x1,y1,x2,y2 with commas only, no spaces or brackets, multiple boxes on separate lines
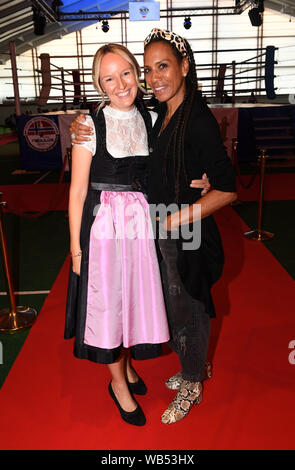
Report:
0,193,37,332
230,137,241,206
244,149,274,241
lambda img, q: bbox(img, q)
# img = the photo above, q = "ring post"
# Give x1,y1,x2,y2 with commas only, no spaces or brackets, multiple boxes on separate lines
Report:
0,193,37,332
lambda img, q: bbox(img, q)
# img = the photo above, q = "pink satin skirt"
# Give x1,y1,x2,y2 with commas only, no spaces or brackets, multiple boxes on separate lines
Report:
84,191,170,349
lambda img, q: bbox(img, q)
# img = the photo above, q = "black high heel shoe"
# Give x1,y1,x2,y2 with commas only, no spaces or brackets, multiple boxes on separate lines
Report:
108,381,146,426
127,374,147,396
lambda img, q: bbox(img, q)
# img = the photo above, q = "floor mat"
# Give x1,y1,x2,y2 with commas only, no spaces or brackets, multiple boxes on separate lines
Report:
0,206,294,450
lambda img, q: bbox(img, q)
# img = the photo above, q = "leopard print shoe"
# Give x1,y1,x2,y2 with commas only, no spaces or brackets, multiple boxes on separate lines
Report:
165,372,183,390
161,380,203,425
165,362,212,390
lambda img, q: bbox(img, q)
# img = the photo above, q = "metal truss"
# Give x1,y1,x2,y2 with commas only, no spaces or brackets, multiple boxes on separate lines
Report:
57,1,253,22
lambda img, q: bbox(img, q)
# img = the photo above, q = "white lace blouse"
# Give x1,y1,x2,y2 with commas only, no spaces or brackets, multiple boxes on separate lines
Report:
78,105,157,158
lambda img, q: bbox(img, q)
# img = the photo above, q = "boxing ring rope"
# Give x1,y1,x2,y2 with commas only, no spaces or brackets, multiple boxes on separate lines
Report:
4,41,278,106
197,46,277,100
6,42,278,237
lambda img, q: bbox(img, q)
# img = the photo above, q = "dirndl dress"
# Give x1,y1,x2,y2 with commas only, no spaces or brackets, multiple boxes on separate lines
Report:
64,105,170,364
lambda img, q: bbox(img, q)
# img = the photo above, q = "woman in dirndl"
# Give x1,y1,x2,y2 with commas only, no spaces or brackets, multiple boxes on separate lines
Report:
64,43,170,427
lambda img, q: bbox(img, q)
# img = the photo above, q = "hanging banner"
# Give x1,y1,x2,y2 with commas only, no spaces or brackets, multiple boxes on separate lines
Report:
17,115,62,170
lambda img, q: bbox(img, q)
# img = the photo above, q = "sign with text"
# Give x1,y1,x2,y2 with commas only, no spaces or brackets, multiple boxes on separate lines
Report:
129,2,160,21
17,115,62,170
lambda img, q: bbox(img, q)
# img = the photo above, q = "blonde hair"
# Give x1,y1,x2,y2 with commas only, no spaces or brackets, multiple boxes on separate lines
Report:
92,43,144,110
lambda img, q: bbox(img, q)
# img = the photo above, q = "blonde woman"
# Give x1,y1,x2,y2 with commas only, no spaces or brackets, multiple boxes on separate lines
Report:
64,44,171,426
67,42,212,427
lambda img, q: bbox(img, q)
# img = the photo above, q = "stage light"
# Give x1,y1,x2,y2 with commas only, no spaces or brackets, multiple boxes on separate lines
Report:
248,7,263,26
183,17,191,30
101,20,109,33
52,0,63,13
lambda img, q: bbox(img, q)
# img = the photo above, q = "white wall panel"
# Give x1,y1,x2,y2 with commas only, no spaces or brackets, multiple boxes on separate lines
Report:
0,1,294,105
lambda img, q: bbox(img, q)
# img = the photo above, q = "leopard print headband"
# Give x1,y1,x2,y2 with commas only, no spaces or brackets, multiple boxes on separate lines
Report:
144,28,190,60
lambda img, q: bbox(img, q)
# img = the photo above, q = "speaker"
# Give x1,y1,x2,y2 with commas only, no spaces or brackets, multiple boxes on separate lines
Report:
33,9,46,35
248,8,262,27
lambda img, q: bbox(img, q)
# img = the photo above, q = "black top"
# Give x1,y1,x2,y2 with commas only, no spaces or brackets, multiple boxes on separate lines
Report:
148,91,236,205
148,91,236,317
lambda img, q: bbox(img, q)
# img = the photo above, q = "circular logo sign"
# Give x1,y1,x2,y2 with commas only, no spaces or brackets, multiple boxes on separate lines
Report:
23,117,59,152
139,7,149,18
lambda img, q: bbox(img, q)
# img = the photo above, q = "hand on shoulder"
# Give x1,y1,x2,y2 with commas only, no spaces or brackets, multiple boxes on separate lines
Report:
70,113,93,144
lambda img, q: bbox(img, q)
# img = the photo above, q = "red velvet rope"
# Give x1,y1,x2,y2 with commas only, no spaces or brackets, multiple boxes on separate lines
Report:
2,151,70,218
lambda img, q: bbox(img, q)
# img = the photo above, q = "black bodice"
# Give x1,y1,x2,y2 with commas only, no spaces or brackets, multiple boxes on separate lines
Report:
89,105,152,192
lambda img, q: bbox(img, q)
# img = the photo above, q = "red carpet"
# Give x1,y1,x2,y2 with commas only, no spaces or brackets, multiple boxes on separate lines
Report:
0,134,18,145
1,173,294,218
0,183,69,216
235,172,295,201
0,206,294,450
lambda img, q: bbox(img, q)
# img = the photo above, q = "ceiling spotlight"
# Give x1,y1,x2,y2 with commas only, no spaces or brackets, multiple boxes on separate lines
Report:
101,20,109,33
33,7,47,35
183,17,191,30
52,0,63,13
248,8,263,26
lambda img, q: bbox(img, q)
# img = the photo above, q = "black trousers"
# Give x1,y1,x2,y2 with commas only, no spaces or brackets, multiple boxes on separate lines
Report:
158,238,210,382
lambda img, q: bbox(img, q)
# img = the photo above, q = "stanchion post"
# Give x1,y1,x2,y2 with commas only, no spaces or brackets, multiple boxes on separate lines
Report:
230,137,242,206
0,196,17,315
231,137,238,167
244,149,274,241
0,193,37,332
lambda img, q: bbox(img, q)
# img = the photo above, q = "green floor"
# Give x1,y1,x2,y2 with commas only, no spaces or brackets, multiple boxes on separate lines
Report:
0,211,70,388
0,140,294,389
232,200,295,280
0,138,71,388
0,141,70,185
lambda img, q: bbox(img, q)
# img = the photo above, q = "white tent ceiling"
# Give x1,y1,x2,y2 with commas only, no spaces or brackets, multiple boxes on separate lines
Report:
0,0,294,62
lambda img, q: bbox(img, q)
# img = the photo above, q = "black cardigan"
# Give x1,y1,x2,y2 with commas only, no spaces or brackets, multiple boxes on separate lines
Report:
148,92,236,317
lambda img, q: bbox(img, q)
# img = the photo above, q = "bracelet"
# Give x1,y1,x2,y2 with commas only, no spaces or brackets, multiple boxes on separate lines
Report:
71,250,82,258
